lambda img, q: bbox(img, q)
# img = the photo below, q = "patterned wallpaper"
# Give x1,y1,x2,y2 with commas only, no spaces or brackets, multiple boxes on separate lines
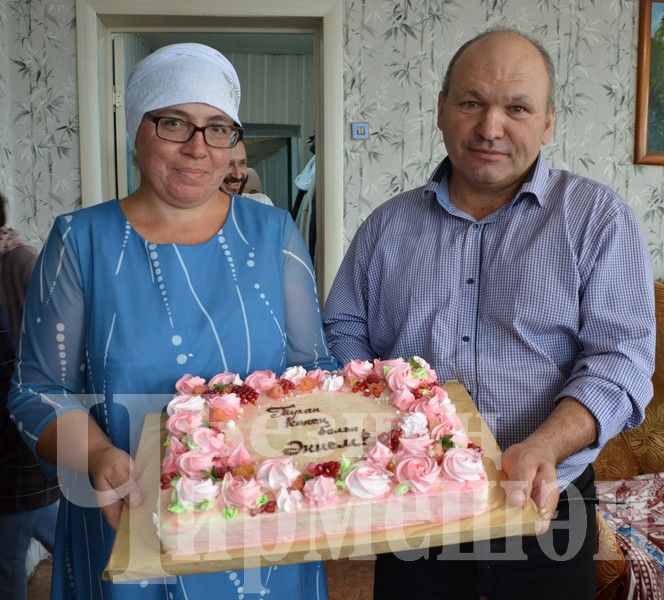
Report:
1,0,664,279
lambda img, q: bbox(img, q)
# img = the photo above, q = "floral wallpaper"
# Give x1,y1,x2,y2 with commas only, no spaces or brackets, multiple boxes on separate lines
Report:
0,0,80,243
1,0,664,279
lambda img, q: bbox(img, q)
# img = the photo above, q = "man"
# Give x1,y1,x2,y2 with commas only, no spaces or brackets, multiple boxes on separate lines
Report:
220,140,273,205
323,29,655,599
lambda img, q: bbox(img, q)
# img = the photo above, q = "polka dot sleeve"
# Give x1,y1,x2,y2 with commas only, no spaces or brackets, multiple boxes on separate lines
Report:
8,215,88,473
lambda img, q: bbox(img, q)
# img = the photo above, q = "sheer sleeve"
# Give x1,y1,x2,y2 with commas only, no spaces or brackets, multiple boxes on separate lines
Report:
8,216,89,473
282,218,338,372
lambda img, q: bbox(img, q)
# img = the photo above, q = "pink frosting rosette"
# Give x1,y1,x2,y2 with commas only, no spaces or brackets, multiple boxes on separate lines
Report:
166,412,204,436
208,393,242,420
189,427,226,454
398,434,433,456
208,372,242,387
227,442,252,467
244,369,277,393
177,450,217,480
430,385,451,405
412,388,452,419
441,448,485,482
395,455,441,493
345,462,392,499
161,452,180,479
306,368,331,383
166,393,206,416
256,458,301,491
376,358,420,392
366,440,393,468
174,476,219,510
175,374,207,394
303,475,339,507
391,387,417,411
343,359,374,381
220,473,263,508
167,435,188,455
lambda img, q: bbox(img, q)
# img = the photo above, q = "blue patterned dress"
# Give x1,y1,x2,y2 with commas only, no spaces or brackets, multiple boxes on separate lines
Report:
9,197,335,599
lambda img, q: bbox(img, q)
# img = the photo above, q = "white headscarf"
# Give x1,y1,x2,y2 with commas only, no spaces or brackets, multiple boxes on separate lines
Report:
125,43,242,143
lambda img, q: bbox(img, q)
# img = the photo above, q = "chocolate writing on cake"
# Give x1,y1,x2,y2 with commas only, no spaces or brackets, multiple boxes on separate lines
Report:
281,429,371,456
266,405,372,457
266,404,331,428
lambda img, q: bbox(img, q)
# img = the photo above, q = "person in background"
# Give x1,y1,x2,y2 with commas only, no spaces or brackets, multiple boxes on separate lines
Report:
9,43,335,599
323,28,655,600
239,167,274,206
221,139,273,205
0,194,59,600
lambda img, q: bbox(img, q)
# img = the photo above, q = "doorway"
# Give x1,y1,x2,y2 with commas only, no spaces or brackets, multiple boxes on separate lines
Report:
75,0,344,297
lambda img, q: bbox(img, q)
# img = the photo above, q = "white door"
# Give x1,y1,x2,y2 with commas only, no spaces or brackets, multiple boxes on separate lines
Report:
75,0,344,298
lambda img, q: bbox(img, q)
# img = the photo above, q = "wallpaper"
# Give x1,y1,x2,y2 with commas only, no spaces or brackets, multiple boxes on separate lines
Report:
1,0,663,279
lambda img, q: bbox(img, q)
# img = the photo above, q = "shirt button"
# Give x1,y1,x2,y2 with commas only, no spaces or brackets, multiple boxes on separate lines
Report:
466,278,474,284
462,335,470,342
472,223,479,229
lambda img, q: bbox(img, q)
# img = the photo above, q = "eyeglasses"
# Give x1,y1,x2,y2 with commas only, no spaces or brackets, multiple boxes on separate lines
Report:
144,114,243,149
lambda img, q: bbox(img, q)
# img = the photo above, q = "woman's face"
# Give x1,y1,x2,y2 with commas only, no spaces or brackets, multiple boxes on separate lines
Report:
134,103,233,208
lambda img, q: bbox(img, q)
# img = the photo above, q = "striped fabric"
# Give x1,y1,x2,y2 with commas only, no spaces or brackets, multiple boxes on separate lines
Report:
323,154,656,489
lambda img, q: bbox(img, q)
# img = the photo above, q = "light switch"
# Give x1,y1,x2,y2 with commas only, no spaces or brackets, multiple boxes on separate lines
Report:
351,121,370,139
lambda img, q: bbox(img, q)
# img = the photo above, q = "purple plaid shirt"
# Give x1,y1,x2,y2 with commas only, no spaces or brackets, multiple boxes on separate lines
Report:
323,154,655,488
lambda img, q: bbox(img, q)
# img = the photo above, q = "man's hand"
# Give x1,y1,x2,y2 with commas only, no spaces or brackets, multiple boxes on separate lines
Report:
501,441,559,533
500,397,598,534
88,445,144,531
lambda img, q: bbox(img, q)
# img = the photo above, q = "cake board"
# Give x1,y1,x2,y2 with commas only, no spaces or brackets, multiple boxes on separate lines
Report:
103,381,541,582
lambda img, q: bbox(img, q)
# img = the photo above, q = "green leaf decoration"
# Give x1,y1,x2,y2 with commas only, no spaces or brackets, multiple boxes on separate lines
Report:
194,499,213,512
167,490,186,513
413,367,427,379
408,357,420,369
340,455,352,476
223,507,238,520
383,365,392,377
256,494,269,507
438,435,455,450
184,435,198,450
335,480,347,491
395,483,410,496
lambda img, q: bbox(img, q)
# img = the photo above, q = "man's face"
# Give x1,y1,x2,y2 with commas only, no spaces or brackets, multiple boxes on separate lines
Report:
437,33,555,203
221,141,248,195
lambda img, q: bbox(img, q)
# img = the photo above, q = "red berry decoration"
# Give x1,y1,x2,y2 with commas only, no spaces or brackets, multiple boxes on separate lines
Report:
468,442,484,456
160,474,173,490
388,428,403,452
230,384,258,405
212,461,232,479
278,379,296,393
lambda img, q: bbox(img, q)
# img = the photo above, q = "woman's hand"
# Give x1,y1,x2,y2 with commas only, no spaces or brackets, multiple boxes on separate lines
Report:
88,445,144,531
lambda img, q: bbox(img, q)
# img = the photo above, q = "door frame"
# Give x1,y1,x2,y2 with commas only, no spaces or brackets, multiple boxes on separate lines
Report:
75,0,344,297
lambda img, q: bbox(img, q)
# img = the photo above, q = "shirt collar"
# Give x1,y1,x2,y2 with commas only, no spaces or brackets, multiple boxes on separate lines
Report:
426,153,551,212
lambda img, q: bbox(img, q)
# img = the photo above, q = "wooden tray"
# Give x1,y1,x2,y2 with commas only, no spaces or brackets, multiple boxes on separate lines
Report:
104,381,540,582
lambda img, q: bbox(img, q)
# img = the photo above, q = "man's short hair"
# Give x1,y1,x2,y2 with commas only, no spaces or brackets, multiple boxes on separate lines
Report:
441,27,556,112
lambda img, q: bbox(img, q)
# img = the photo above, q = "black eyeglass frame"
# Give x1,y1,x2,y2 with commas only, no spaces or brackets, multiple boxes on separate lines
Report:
144,114,244,149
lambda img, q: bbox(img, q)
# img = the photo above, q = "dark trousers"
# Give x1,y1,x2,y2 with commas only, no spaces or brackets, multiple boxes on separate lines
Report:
374,466,597,600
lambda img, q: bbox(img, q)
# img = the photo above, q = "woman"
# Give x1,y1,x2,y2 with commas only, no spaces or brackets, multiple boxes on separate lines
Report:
9,44,335,599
